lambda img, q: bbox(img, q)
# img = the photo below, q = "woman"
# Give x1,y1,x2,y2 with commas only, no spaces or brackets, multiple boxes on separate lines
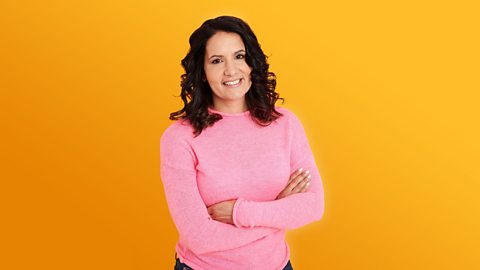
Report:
160,15,325,270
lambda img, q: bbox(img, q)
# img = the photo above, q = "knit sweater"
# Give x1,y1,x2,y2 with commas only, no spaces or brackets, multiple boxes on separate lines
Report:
160,106,324,270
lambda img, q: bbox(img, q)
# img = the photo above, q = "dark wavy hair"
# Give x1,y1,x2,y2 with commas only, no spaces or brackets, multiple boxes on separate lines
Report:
169,15,284,137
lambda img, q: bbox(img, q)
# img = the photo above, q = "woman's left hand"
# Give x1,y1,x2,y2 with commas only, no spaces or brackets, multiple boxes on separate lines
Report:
207,199,236,225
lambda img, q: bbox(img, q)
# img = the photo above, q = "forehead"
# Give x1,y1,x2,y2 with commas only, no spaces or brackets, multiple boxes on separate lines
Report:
205,31,245,56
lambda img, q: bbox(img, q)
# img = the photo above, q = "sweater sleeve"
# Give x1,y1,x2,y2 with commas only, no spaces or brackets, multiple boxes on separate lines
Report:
232,111,325,230
160,125,279,255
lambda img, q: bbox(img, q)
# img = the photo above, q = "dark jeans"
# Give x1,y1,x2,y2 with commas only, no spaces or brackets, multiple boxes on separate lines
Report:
174,253,294,270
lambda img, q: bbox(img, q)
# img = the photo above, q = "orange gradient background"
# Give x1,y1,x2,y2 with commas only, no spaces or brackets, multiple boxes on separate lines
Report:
1,1,479,269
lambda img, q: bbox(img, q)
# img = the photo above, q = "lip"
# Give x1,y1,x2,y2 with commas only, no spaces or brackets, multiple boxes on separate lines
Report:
222,78,243,84
223,78,243,88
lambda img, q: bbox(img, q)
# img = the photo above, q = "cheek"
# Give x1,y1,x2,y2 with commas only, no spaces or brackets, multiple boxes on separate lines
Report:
206,76,222,91
205,68,222,83
245,65,253,77
206,76,217,83
246,69,253,82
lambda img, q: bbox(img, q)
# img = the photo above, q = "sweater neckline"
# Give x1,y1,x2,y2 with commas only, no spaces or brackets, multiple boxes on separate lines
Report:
208,107,250,117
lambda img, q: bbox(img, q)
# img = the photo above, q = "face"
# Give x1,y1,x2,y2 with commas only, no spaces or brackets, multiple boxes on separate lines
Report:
203,31,253,112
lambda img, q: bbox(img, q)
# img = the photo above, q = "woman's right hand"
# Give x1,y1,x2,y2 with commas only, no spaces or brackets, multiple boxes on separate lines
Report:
275,168,311,200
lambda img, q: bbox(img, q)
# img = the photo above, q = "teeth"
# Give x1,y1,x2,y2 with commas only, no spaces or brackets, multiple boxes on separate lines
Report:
224,79,241,85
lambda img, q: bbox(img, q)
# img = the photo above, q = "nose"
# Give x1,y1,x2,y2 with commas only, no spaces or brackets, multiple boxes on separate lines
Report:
223,60,237,76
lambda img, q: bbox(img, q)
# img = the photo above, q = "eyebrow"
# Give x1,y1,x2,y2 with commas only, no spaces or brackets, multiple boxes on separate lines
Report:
208,50,246,60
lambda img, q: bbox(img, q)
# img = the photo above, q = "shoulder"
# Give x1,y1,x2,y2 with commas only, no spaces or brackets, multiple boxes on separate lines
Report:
160,119,198,165
274,106,307,135
160,120,198,169
160,119,195,146
275,106,302,124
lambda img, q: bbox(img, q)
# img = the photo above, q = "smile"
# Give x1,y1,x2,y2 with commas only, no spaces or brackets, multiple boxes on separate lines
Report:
223,78,242,88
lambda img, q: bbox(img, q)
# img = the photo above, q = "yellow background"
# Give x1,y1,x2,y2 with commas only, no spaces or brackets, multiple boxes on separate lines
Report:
1,0,479,269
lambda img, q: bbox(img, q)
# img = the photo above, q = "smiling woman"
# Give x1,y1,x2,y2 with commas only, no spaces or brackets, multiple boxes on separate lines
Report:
203,32,252,113
160,15,325,270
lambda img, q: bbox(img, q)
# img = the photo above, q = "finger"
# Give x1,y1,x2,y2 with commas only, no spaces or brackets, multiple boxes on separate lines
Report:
300,180,311,192
292,177,309,193
286,175,305,191
287,168,305,184
287,170,310,191
293,173,312,192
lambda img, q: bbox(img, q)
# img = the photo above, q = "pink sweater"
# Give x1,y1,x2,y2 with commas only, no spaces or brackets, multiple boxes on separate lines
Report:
160,106,324,270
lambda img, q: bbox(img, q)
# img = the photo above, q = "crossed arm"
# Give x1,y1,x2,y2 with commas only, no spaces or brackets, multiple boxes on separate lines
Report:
161,162,317,254
160,110,325,254
208,112,325,230
207,168,313,225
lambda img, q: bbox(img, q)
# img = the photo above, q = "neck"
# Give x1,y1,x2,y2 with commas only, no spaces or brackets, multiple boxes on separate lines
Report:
211,101,248,114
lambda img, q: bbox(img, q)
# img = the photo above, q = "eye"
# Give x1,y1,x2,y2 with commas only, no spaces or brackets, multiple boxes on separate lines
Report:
211,59,221,64
236,54,245,59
